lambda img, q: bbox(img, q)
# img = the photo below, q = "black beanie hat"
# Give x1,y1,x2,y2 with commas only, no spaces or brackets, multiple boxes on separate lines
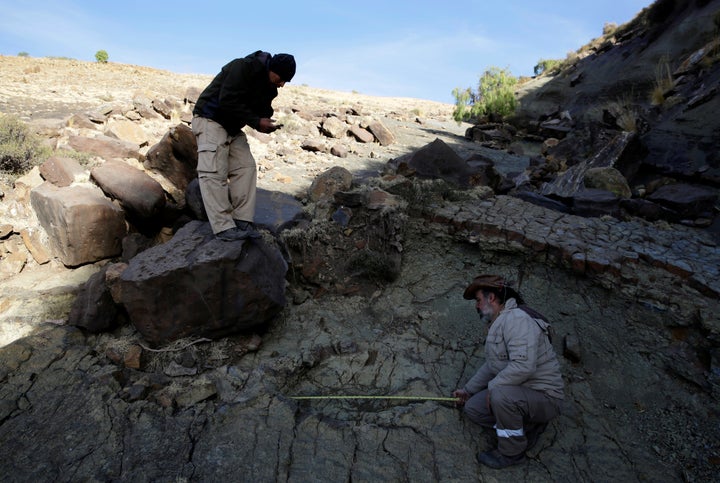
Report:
269,53,296,82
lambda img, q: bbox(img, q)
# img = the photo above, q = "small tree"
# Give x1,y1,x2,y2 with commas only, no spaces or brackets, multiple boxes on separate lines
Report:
452,67,518,122
95,50,109,63
17,52,30,57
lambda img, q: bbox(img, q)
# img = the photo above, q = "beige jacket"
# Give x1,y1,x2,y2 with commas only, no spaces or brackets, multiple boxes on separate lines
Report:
464,298,564,400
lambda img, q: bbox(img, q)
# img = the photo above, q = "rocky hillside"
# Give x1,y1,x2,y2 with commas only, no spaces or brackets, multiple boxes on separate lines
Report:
508,0,720,234
0,2,719,481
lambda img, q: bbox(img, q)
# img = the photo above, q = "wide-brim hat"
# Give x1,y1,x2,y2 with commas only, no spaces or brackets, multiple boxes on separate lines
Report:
463,274,519,300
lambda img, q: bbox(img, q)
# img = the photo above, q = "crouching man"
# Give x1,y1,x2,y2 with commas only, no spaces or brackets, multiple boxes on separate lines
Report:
452,274,564,469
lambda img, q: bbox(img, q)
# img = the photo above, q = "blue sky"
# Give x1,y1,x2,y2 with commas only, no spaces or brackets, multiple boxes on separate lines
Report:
0,0,652,103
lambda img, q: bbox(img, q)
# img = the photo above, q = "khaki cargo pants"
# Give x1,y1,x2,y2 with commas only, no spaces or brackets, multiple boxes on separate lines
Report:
192,116,257,234
464,385,562,457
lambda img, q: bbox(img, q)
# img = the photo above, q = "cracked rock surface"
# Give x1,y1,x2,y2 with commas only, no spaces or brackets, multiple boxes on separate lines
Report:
1,217,717,482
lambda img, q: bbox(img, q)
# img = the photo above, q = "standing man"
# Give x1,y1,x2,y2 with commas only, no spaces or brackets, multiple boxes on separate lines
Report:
453,275,564,469
192,50,296,241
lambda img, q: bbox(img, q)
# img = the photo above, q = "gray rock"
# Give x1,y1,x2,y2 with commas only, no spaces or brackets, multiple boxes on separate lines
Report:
184,180,306,235
572,188,621,218
67,265,119,333
110,220,287,346
647,183,718,219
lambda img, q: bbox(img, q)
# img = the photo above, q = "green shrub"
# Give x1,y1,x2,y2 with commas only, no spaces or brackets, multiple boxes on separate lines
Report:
453,67,518,122
95,49,109,63
603,22,618,35
17,52,30,57
0,114,50,176
533,58,563,76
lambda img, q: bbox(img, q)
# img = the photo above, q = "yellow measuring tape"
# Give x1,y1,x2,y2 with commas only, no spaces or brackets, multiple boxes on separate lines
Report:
290,395,458,402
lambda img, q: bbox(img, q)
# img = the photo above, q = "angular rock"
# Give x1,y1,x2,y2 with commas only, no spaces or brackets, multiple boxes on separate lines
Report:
572,189,621,218
30,183,127,266
254,189,307,234
368,120,395,146
144,124,198,193
349,125,374,143
133,95,162,120
13,167,44,204
647,183,717,219
0,224,12,239
184,180,306,234
67,134,143,161
366,189,401,210
91,160,166,219
308,166,353,202
301,139,327,153
152,98,177,119
321,117,348,139
105,118,149,146
0,251,26,279
39,156,86,187
542,131,637,199
110,221,287,346
620,198,680,222
388,138,473,187
330,144,349,158
19,227,50,265
67,113,99,130
465,154,505,191
67,265,119,333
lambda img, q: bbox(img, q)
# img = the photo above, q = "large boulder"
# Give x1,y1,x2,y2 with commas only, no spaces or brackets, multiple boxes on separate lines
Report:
91,160,166,219
110,221,287,346
388,138,478,187
30,183,127,266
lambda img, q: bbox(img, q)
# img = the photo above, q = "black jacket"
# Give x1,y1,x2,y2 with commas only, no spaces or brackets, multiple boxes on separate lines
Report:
193,51,277,136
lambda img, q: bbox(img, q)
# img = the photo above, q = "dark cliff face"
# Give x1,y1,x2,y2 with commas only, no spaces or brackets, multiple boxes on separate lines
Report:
513,0,720,186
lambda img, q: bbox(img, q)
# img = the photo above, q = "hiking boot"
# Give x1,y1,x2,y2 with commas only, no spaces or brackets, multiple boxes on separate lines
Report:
233,220,262,238
216,227,250,241
526,422,548,451
477,449,526,469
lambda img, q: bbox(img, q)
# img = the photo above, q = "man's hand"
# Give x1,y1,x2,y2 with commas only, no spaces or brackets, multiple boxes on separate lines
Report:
452,389,470,407
258,118,281,133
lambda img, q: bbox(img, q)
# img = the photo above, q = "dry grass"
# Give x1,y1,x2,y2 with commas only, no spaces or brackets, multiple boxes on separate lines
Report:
651,55,675,106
